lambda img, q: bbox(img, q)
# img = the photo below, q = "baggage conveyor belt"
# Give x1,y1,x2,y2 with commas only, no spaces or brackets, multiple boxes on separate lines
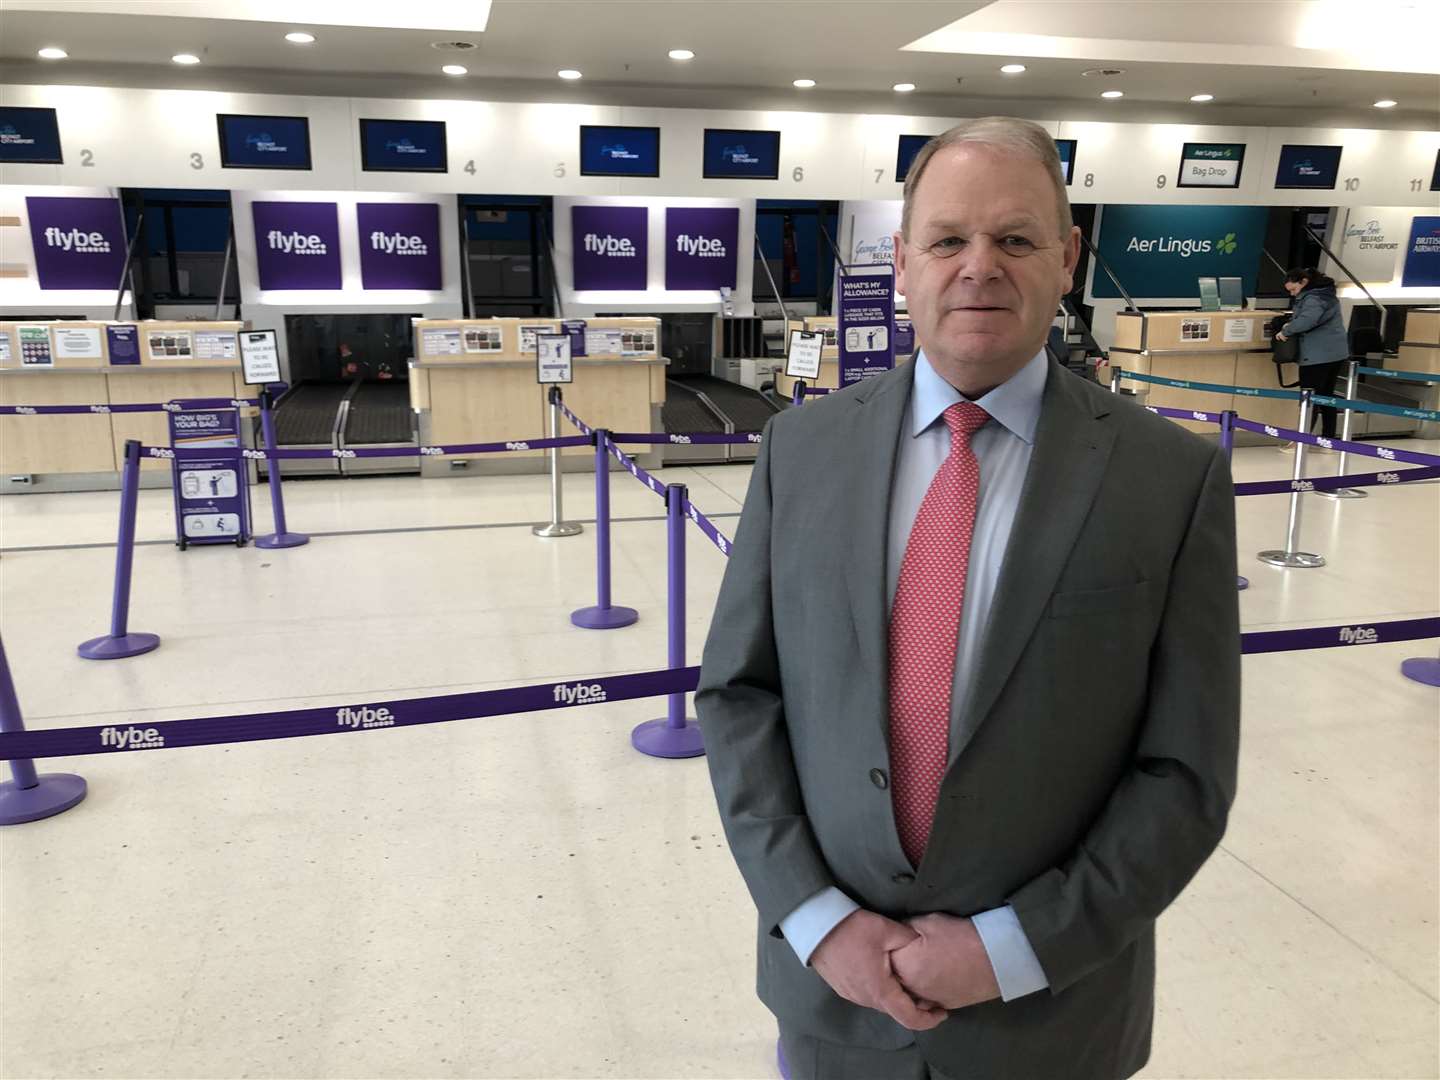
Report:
264,380,418,478
663,375,780,464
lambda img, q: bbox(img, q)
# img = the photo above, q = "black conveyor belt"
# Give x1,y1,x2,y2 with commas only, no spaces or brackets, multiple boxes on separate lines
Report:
274,383,349,445
663,379,726,434
344,382,413,444
669,375,779,433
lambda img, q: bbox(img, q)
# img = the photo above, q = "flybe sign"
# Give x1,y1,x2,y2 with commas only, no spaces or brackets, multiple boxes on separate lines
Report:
572,205,648,290
1092,205,1268,300
251,201,342,290
26,196,128,290
357,202,442,290
665,206,739,290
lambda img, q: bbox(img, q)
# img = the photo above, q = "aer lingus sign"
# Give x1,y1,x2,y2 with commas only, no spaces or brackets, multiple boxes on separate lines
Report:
1091,204,1268,300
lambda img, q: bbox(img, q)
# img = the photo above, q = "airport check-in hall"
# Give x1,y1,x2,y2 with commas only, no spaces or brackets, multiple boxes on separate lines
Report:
1,2,1438,1078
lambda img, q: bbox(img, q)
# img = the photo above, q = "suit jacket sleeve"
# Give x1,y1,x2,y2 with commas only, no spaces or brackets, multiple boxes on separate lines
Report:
1007,441,1241,993
696,421,837,936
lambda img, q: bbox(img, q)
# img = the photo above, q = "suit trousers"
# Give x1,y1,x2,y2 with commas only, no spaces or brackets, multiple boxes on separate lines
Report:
780,1024,954,1080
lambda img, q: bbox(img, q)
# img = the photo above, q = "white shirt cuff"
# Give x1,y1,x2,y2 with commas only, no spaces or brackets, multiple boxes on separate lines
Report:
971,904,1050,1001
778,886,861,966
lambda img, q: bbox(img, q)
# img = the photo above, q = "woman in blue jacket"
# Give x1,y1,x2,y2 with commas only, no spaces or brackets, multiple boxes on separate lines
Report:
1276,267,1349,438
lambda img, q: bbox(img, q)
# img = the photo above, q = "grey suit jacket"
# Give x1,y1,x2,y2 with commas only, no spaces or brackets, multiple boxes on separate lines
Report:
696,359,1241,1080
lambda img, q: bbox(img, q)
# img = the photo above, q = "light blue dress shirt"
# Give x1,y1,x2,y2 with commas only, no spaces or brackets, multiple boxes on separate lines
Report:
778,348,1051,1003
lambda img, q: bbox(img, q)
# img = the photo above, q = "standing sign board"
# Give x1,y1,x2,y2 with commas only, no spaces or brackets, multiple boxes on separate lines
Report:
168,406,251,547
536,334,573,384
837,264,895,388
239,329,282,385
785,330,823,380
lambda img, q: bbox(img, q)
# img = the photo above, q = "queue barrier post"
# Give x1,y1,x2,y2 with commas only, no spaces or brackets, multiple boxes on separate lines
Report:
1109,366,1123,395
571,429,638,630
1400,655,1440,687
1315,360,1367,501
631,483,704,759
78,440,161,660
534,386,583,539
790,379,807,407
254,388,310,549
1217,410,1249,591
0,636,87,825
1258,390,1326,569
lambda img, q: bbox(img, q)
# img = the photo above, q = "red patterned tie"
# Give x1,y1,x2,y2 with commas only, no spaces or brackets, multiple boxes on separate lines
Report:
888,401,990,868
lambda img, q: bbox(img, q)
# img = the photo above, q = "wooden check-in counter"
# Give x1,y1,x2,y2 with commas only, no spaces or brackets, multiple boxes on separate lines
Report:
1396,308,1440,439
0,320,251,491
1106,310,1295,441
408,316,665,475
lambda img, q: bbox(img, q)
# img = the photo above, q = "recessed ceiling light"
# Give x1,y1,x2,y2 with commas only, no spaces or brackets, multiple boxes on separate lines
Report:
172,53,200,65
1373,98,1398,108
442,64,467,76
793,78,816,88
1190,93,1214,102
668,49,694,61
1101,89,1124,99
893,82,916,93
285,32,315,44
1000,63,1026,74
558,69,582,80
37,46,68,60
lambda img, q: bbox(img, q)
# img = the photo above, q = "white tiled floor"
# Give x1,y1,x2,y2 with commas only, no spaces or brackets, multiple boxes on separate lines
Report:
1,437,1437,1080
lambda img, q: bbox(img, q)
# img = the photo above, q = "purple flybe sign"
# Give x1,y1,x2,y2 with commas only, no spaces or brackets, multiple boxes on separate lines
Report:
252,200,342,290
665,207,738,290
26,196,128,290
357,202,442,290
572,205,648,290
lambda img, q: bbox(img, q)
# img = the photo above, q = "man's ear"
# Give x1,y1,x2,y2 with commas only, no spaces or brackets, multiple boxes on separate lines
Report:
893,231,908,295
1060,225,1081,291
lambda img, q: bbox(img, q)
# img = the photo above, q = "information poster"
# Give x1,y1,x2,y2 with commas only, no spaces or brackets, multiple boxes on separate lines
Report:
562,319,588,357
421,328,462,356
239,330,281,384
1181,318,1212,342
462,325,503,353
52,325,103,360
518,324,556,355
838,264,895,387
148,330,194,359
585,328,623,356
168,407,250,545
894,317,915,357
536,334,574,384
195,330,238,360
106,324,140,365
1223,318,1254,344
621,326,657,357
785,330,823,380
0,334,11,364
18,325,53,367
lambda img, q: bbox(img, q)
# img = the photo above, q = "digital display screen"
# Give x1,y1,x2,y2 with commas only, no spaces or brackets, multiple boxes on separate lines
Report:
895,135,931,183
580,126,661,178
1177,142,1246,188
217,114,312,170
359,118,448,173
1055,139,1077,185
1274,144,1342,189
0,106,63,164
703,128,781,180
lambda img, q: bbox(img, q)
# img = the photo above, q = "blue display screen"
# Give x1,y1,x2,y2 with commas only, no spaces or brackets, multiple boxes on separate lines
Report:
895,135,930,182
580,126,660,177
359,118,447,173
0,106,63,164
1275,144,1342,189
703,128,780,179
1055,139,1077,185
217,114,312,170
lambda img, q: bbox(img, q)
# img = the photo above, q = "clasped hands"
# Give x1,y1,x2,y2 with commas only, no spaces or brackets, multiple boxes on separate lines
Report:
809,909,1001,1032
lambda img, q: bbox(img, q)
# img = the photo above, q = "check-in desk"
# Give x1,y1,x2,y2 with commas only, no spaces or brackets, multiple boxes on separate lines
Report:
773,315,915,402
1107,310,1295,442
0,320,251,492
408,317,665,476
1396,308,1440,439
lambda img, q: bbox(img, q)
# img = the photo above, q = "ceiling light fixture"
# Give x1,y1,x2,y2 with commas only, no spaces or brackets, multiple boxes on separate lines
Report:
442,64,467,76
1190,93,1214,102
1373,98,1398,108
893,82,916,93
37,46,68,60
1101,89,1124,99
793,78,816,88
172,53,200,65
558,69,582,80
1000,63,1026,74
285,32,315,44
668,49,694,61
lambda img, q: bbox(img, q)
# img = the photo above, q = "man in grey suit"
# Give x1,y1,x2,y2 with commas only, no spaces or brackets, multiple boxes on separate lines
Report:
696,117,1240,1079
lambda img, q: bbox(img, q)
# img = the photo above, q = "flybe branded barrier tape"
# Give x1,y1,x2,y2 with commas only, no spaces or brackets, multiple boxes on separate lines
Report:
681,498,735,557
1229,418,1440,468
1233,466,1440,496
0,398,260,416
559,401,593,438
1357,366,1438,384
1120,370,1440,422
137,438,592,463
0,666,702,761
6,617,1437,761
1145,405,1225,424
603,437,668,500
609,432,765,447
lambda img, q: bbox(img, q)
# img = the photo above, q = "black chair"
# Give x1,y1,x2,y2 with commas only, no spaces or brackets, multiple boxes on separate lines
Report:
1347,306,1385,359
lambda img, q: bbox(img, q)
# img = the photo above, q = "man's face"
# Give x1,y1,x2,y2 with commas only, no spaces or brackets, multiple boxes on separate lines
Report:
894,144,1080,393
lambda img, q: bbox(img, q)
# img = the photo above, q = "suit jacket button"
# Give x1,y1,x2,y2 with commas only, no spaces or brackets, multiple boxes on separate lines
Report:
869,768,888,790
892,872,915,885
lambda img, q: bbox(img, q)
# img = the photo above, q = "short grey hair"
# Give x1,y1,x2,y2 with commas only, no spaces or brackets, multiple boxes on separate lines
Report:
900,116,1072,241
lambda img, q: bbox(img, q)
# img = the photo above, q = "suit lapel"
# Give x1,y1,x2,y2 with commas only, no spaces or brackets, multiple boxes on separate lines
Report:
841,367,913,718
951,366,1117,756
